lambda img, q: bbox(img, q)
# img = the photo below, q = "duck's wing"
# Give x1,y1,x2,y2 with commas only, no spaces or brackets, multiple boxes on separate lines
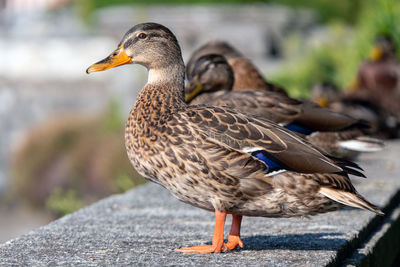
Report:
196,90,364,132
203,90,302,124
296,101,368,131
182,105,343,174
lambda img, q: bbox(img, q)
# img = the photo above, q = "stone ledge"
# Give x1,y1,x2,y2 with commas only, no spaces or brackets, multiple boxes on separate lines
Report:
1,142,399,266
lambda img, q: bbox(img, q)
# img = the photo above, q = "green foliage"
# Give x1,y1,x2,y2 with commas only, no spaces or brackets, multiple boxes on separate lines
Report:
74,0,368,25
354,0,400,58
269,25,350,98
264,0,365,24
270,0,400,98
73,0,96,25
101,99,124,133
73,0,255,19
78,0,258,9
45,188,83,216
114,173,137,193
270,33,345,98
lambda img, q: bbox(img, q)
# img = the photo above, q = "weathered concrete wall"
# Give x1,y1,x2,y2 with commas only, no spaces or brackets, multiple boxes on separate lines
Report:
1,141,399,266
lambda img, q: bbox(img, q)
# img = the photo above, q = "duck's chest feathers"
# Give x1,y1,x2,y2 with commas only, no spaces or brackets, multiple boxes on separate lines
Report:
125,105,217,211
125,86,190,180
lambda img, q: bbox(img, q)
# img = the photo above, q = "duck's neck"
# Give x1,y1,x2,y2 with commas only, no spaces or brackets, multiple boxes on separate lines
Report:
148,63,185,89
134,62,186,116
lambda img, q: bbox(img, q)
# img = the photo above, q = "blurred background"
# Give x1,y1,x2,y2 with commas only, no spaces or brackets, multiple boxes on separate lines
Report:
0,0,399,242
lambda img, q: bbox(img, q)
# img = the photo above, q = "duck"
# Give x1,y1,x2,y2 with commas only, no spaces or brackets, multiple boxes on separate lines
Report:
312,82,399,139
87,22,383,254
186,40,287,94
186,53,384,159
353,35,400,117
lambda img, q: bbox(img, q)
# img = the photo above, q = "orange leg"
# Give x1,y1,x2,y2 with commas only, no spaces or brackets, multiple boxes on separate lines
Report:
225,214,244,251
175,210,226,253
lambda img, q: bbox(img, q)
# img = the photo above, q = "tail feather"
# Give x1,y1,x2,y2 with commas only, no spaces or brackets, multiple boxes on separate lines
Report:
341,168,366,178
329,156,364,171
328,156,366,178
339,137,384,152
319,187,384,215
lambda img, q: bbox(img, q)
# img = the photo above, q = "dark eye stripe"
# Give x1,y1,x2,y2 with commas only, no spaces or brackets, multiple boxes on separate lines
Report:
123,32,164,49
194,57,227,78
147,32,162,39
124,37,139,49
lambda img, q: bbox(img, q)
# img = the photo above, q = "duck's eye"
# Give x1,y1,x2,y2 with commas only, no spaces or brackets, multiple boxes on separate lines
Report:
138,33,147,39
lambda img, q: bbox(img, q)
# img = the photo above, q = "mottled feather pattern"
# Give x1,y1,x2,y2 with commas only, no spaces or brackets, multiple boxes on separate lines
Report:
190,90,302,123
125,82,369,216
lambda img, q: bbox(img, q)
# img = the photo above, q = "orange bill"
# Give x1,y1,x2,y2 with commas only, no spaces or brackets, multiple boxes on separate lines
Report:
86,45,132,74
369,46,383,62
185,75,203,103
316,96,328,107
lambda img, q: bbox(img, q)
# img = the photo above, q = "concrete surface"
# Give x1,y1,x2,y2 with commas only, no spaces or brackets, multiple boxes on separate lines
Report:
0,141,399,266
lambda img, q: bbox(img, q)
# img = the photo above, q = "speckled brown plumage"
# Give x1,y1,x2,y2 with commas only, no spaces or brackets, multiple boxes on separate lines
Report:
186,54,384,158
87,23,383,253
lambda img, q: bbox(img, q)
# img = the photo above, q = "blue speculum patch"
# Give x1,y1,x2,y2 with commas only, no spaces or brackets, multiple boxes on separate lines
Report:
284,123,314,135
251,150,285,172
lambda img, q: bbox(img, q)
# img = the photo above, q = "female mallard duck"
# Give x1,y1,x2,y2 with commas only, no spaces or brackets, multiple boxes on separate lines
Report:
186,54,384,159
312,82,399,139
353,35,400,116
186,40,287,94
87,23,383,254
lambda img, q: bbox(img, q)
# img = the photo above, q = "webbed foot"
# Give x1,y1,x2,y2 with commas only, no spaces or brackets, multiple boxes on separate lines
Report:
224,235,244,251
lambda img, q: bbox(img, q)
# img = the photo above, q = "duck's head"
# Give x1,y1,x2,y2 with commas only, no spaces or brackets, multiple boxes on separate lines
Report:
311,82,340,107
186,41,241,79
185,54,234,103
369,35,397,62
86,22,183,74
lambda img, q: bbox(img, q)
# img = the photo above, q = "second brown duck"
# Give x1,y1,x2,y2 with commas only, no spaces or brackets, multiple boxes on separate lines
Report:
186,53,384,158
186,40,287,94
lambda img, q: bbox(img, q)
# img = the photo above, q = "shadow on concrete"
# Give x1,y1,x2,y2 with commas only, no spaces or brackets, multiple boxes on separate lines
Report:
239,232,346,251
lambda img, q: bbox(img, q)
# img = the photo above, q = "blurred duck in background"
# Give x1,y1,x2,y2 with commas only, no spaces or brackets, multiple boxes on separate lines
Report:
354,35,400,112
312,35,400,139
185,52,384,159
312,82,399,139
